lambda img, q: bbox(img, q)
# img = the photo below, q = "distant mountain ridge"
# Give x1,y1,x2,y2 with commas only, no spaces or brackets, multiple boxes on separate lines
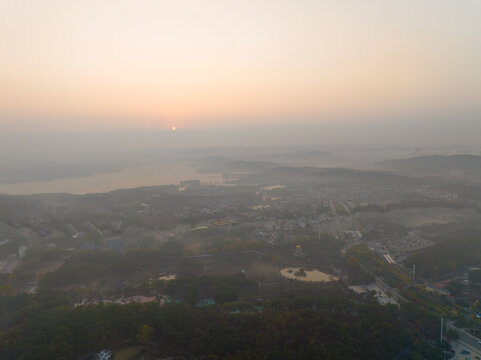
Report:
377,154,481,181
235,165,418,186
380,154,481,171
197,159,278,174
265,150,333,159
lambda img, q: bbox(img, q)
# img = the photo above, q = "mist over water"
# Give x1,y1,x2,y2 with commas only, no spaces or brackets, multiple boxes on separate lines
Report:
0,162,224,195
1,118,480,194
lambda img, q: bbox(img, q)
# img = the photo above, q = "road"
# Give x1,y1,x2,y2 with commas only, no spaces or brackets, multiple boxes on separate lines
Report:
448,321,481,360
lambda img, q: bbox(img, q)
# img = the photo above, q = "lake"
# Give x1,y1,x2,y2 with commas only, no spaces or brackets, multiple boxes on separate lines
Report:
0,162,223,195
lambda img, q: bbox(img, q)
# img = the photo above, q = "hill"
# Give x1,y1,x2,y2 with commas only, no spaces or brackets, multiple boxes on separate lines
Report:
380,154,481,171
236,166,418,186
198,160,278,174
378,154,481,180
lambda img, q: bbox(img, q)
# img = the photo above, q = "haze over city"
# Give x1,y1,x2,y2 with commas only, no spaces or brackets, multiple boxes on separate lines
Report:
2,3,481,359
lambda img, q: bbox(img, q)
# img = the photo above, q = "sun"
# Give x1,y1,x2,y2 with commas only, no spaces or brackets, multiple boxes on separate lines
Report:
171,126,176,131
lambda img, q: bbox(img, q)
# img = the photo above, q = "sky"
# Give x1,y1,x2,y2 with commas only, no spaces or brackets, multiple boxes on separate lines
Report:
1,0,481,134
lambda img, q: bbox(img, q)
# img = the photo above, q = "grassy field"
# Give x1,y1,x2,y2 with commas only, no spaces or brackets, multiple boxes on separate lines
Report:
114,346,144,360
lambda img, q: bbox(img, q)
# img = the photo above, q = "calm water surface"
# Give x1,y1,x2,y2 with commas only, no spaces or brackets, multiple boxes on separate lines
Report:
0,162,223,195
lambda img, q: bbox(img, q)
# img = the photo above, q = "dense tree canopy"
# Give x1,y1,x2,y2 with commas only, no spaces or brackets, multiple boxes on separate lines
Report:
0,289,444,360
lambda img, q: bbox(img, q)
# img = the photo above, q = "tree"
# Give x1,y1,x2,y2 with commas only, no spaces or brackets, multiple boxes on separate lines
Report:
445,280,464,297
469,270,481,288
137,324,154,345
447,329,459,341
0,285,14,296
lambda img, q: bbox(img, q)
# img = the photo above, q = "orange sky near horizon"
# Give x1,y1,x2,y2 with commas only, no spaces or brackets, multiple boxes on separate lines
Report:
1,0,480,131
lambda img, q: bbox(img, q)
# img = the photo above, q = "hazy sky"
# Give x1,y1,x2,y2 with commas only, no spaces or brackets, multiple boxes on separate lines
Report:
1,0,481,132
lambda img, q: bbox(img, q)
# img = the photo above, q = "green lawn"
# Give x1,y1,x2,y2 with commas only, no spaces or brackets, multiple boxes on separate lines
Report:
114,346,144,360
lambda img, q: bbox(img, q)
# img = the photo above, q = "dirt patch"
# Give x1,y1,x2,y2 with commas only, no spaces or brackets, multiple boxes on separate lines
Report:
280,267,338,282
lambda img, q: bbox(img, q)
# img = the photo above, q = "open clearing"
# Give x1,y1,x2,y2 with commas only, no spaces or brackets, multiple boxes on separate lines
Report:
114,346,144,360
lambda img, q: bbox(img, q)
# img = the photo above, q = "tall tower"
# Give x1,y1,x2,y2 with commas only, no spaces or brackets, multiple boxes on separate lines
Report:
412,264,416,282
